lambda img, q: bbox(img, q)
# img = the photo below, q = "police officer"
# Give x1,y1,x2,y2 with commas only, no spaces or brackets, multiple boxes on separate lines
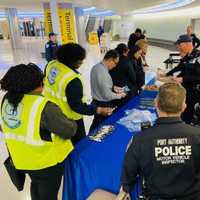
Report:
45,32,59,62
187,26,200,49
118,83,200,200
166,34,200,123
0,63,77,200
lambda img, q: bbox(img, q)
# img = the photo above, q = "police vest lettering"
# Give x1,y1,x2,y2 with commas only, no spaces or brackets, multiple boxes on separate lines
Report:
155,145,192,157
155,138,192,165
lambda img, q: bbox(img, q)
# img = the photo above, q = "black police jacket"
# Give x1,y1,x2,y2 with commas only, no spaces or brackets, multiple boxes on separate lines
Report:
121,117,200,200
167,49,200,91
191,33,200,49
45,41,59,62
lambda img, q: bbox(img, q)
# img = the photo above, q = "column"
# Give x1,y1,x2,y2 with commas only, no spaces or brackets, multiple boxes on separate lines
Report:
5,8,21,49
44,2,87,45
57,3,78,44
75,7,87,48
50,1,62,43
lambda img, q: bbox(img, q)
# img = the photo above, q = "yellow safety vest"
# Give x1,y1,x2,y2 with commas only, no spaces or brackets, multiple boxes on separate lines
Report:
43,60,85,120
1,95,73,170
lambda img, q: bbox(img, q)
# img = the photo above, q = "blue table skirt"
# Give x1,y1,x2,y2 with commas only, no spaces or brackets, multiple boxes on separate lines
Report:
62,89,157,200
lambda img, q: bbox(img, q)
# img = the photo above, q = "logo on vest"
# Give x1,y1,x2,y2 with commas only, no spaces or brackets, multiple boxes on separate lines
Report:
2,102,23,129
48,67,59,85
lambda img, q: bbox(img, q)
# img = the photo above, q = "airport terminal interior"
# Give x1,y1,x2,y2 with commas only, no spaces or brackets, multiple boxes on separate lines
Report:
1,0,200,200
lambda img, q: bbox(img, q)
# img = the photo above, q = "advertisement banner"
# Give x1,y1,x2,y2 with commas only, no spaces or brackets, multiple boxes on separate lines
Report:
58,4,77,44
43,3,53,36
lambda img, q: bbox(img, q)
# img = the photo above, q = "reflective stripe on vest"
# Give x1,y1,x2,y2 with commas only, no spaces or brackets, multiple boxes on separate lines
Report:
1,98,45,146
44,71,75,102
1,95,73,170
43,61,85,120
1,132,45,146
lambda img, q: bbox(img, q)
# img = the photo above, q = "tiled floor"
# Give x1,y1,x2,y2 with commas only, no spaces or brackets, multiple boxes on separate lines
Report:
0,38,170,200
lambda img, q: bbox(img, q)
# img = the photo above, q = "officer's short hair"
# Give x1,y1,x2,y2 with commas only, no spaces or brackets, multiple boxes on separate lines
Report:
157,83,186,113
49,32,56,38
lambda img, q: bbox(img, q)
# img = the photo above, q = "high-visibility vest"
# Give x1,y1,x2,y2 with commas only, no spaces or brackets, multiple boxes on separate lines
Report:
43,60,85,120
1,95,73,170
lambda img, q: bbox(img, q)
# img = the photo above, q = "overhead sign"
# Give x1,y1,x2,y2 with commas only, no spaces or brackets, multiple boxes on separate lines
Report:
57,3,77,44
43,3,53,36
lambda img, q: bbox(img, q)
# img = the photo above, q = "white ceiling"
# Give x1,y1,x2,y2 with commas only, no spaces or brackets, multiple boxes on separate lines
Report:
0,0,199,14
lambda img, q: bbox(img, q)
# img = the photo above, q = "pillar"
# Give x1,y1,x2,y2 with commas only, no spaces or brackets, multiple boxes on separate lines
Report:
5,8,21,49
75,7,87,48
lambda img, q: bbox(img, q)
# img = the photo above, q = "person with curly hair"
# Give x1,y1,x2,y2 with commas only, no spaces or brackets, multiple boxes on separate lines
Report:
0,63,77,200
43,43,112,143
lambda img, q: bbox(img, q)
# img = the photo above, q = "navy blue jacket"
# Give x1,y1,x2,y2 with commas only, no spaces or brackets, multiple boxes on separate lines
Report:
45,41,59,62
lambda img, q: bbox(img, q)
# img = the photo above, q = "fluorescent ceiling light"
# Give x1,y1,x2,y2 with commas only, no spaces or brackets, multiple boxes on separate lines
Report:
91,10,115,16
132,0,195,14
133,6,200,18
82,7,96,12
0,11,44,18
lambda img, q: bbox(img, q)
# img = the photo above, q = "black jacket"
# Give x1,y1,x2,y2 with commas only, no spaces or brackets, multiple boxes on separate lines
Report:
167,49,200,91
129,55,145,92
166,49,200,123
65,68,97,143
128,33,145,50
45,41,59,62
65,77,97,116
109,55,137,94
191,33,200,49
121,117,200,200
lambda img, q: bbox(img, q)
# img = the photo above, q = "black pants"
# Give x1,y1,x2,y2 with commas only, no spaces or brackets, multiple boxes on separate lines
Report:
26,163,64,200
182,90,199,124
90,113,109,132
71,119,86,145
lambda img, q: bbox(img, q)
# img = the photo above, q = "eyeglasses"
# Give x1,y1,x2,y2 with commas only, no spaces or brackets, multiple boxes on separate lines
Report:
112,59,119,65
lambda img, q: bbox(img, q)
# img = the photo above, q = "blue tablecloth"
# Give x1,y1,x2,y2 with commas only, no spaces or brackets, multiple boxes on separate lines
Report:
63,73,157,200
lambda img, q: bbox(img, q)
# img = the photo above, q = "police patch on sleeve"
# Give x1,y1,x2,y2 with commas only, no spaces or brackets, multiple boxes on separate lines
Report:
45,44,49,48
48,67,59,85
2,101,23,129
154,138,192,165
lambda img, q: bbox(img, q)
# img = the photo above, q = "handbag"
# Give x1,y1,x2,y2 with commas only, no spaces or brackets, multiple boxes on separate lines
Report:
4,156,25,191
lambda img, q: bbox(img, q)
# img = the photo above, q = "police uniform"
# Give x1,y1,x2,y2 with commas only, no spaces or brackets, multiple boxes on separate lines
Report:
45,40,59,62
1,94,75,200
167,49,200,123
190,33,200,49
121,117,200,200
43,60,88,144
